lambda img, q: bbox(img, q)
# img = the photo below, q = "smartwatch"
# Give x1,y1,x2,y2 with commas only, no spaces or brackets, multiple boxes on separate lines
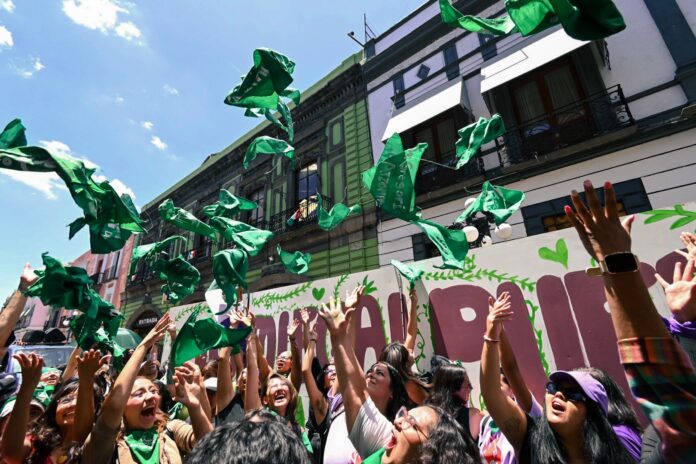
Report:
586,252,640,276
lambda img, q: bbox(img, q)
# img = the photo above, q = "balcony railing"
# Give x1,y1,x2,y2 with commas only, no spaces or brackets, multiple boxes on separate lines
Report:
493,85,634,167
415,151,484,196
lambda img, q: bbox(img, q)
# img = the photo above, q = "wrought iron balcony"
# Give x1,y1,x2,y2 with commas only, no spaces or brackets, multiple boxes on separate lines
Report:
493,85,634,167
415,151,484,196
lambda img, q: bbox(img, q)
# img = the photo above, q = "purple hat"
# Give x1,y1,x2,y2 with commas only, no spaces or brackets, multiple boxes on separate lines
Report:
549,371,608,416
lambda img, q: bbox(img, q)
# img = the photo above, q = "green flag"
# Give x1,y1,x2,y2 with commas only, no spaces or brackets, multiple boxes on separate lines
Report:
277,244,311,275
130,235,188,275
159,199,217,241
25,253,94,310
152,256,201,305
0,119,57,172
362,133,425,221
210,217,274,257
411,219,469,270
212,249,249,308
456,181,525,225
202,189,258,219
173,306,251,366
390,260,424,287
455,115,506,169
0,118,27,148
244,136,295,170
439,0,516,35
317,194,362,231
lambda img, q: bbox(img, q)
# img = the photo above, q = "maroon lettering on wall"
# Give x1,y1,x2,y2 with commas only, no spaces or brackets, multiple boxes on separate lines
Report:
388,292,407,344
536,276,585,371
656,251,687,285
354,295,389,367
277,311,290,357
498,283,548,401
428,285,490,362
255,316,277,363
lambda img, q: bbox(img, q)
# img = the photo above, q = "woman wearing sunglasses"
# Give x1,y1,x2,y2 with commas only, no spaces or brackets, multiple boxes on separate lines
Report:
481,292,634,464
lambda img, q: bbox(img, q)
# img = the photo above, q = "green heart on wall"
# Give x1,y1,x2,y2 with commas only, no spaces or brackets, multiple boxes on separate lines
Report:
538,238,569,269
312,287,325,301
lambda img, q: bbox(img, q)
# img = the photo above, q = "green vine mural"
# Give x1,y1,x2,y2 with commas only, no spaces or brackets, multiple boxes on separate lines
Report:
413,303,432,372
641,204,696,229
252,281,312,309
525,299,550,376
332,274,349,300
424,254,535,293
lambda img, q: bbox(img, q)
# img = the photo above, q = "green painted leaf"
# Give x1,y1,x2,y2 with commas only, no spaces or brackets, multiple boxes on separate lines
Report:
671,216,696,229
312,287,325,301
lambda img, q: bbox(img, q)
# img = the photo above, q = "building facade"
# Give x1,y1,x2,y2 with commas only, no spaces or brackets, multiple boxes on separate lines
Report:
364,0,696,266
122,53,376,332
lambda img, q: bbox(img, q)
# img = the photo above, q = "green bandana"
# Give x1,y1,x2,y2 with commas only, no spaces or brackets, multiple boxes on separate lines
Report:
0,119,57,172
210,217,273,257
390,260,424,288
244,136,295,170
455,115,505,169
411,219,469,270
172,306,251,366
152,256,201,305
33,383,52,408
317,194,362,231
159,199,217,241
277,244,312,275
362,133,426,221
25,253,93,309
439,0,516,35
202,189,258,219
129,235,188,275
456,181,525,225
124,429,160,464
212,249,249,308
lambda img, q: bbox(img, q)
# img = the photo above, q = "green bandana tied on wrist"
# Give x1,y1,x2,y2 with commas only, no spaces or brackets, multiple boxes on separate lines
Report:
173,306,251,366
456,181,526,226
212,249,249,309
159,199,217,241
277,244,312,275
244,136,295,170
317,194,362,231
210,217,274,257
410,219,469,270
202,190,258,219
455,115,506,169
124,429,160,464
152,256,201,305
390,260,424,289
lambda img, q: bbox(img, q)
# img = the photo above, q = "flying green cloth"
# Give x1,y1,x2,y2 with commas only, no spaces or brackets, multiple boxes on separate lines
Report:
202,189,258,219
455,115,506,169
212,249,249,308
439,0,516,35
277,244,312,275
159,199,217,241
173,306,251,366
410,219,469,270
0,118,27,148
456,181,526,225
362,133,426,221
390,260,424,287
317,194,362,231
210,217,274,257
25,253,93,309
244,136,295,170
130,235,188,275
70,316,125,368
0,119,57,172
152,256,201,305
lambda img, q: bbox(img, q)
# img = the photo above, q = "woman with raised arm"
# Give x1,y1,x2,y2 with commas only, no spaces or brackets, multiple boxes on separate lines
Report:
82,313,213,464
319,286,478,463
481,291,634,464
216,306,252,426
1,349,107,464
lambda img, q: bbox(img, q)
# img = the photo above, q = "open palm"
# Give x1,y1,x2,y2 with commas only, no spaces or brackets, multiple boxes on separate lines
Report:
656,260,696,322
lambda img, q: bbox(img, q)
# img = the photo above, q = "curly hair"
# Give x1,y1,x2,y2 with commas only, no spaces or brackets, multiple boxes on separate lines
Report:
419,406,479,464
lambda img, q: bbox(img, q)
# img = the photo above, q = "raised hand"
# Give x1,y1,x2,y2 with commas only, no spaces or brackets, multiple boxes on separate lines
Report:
230,307,253,328
409,286,417,304
319,294,353,336
174,362,202,408
486,292,513,340
676,232,696,261
565,180,634,262
307,314,319,341
140,313,171,349
15,353,43,388
656,260,696,323
76,349,109,378
287,319,301,340
344,285,365,311
18,263,38,292
300,307,310,326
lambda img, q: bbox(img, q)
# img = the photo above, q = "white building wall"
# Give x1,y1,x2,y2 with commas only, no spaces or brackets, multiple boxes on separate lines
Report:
675,0,696,37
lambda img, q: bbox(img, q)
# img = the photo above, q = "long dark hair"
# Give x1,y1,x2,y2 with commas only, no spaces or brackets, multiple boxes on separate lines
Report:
427,364,469,415
528,398,634,464
574,367,642,432
27,377,102,464
379,342,430,388
366,362,410,421
420,406,479,464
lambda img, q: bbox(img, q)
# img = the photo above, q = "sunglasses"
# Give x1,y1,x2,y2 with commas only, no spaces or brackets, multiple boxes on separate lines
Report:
545,381,587,403
395,406,429,440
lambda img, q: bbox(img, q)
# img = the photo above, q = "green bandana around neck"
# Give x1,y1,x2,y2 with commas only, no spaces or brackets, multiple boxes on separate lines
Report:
124,429,160,464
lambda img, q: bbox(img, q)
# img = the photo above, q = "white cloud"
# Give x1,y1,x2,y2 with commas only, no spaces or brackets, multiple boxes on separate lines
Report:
0,170,66,200
114,20,140,42
162,84,179,96
11,55,45,78
0,25,13,49
115,95,125,104
150,135,167,150
62,0,143,44
141,121,153,131
38,140,99,169
0,1,15,13
92,174,135,199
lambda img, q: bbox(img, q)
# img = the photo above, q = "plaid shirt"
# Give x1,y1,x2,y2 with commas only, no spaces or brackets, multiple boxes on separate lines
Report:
619,337,696,464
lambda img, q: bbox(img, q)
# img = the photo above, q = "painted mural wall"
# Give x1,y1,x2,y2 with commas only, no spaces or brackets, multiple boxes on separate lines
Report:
169,203,696,410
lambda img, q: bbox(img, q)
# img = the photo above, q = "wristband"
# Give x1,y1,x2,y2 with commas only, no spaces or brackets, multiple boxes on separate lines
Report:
483,335,500,343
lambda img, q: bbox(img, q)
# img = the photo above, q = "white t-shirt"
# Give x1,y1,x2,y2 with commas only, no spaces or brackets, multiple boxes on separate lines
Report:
323,410,361,464
348,398,393,459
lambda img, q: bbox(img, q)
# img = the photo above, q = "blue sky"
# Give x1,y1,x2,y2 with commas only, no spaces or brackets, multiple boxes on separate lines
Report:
0,0,421,300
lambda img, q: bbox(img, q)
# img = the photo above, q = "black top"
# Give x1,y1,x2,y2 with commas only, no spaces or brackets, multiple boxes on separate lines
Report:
215,394,245,426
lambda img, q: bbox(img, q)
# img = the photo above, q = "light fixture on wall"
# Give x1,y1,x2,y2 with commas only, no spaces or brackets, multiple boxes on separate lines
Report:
455,210,513,248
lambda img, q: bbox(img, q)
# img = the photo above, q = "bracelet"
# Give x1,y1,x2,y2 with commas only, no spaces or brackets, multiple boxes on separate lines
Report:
483,335,500,343
309,339,317,343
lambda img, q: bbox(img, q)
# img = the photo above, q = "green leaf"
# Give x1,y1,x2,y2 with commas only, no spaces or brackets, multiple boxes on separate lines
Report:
671,216,696,229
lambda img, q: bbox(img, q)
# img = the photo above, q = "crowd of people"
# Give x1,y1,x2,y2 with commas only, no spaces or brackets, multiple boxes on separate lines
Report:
0,181,694,463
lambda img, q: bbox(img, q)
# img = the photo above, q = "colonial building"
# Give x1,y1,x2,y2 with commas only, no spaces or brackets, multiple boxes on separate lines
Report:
364,0,696,265
122,53,376,331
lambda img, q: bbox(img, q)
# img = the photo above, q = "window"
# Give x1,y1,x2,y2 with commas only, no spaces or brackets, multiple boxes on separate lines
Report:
248,188,265,226
327,116,344,152
478,34,497,61
522,179,651,236
393,74,405,109
417,64,430,80
296,162,318,203
412,234,441,261
331,160,346,204
402,108,466,165
443,45,459,81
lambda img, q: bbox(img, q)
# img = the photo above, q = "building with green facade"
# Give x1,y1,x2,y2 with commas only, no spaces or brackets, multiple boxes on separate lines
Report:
121,52,377,335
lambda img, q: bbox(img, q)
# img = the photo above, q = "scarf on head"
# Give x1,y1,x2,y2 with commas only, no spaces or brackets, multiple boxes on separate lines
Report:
124,429,160,464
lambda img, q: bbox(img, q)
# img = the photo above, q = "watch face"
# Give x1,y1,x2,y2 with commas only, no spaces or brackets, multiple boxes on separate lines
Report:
604,253,639,273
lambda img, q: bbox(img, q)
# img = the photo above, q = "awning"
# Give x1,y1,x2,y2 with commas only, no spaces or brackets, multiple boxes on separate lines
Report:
381,80,464,141
480,28,588,93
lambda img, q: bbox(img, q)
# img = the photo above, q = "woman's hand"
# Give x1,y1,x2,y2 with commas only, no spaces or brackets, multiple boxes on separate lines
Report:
76,349,109,378
174,362,202,408
656,259,696,323
18,263,38,293
15,353,43,389
344,285,365,311
486,292,513,340
140,313,171,349
565,180,634,262
676,232,696,261
300,307,310,327
287,319,300,341
307,314,319,341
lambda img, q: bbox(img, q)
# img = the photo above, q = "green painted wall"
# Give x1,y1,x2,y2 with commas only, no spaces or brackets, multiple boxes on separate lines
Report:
344,99,374,207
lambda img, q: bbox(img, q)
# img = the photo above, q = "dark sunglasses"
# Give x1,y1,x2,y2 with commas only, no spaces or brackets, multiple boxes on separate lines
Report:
545,381,587,403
